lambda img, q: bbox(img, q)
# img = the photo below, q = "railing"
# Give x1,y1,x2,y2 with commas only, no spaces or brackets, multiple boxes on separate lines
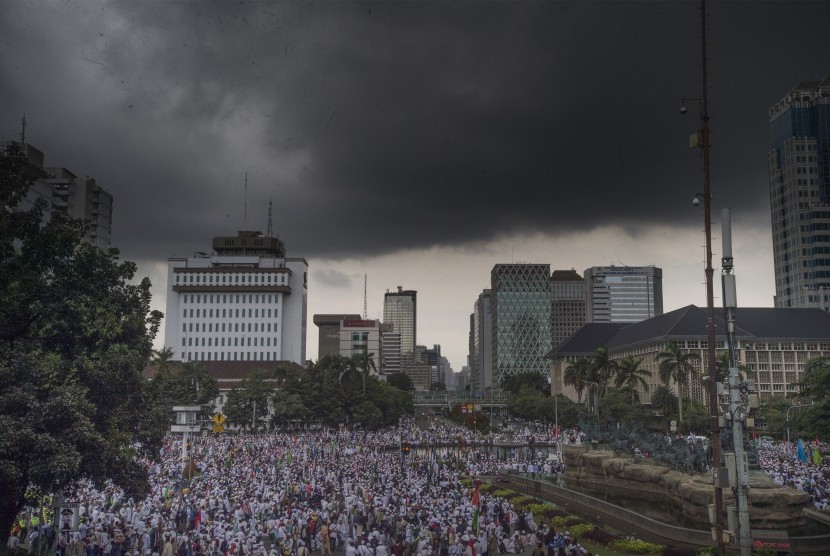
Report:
410,391,509,406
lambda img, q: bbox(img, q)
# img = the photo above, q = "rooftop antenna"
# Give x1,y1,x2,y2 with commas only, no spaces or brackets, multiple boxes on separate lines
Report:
267,197,274,237
243,171,248,231
363,274,368,320
20,115,26,144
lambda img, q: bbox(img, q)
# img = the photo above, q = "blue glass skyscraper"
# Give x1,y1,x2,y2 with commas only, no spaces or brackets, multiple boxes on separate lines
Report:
769,75,830,310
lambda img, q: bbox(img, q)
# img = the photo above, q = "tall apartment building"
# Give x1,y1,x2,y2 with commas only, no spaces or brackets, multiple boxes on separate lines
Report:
383,287,417,362
584,265,662,323
2,140,112,247
551,270,587,349
768,75,830,310
46,168,113,249
469,289,494,392
491,264,552,383
381,330,402,374
164,231,308,366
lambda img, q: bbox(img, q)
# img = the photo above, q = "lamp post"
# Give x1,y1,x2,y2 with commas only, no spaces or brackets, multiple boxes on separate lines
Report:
683,1,723,552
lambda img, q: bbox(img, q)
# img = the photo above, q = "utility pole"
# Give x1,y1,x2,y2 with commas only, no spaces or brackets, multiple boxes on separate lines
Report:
721,208,752,555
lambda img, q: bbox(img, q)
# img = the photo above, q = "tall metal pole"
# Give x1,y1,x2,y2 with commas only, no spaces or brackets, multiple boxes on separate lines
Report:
721,208,751,555
699,0,725,552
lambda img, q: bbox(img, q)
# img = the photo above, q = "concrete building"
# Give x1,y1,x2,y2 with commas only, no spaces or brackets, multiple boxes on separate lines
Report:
313,313,361,359
551,270,587,349
584,265,663,323
164,231,308,366
381,330,402,374
491,263,552,383
339,319,382,376
548,305,830,407
46,169,113,249
2,140,112,246
768,75,830,310
470,289,494,393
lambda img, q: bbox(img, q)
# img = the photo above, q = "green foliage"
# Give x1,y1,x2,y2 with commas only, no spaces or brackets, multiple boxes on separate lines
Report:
568,523,594,537
148,353,219,410
606,538,664,554
386,372,415,391
0,143,164,536
756,398,792,439
598,388,651,425
500,372,549,396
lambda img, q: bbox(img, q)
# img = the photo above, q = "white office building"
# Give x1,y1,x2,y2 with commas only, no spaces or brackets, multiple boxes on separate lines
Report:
164,231,308,366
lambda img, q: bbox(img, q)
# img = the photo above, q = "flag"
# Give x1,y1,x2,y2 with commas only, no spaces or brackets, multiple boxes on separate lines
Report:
813,444,823,466
797,439,808,463
471,481,480,533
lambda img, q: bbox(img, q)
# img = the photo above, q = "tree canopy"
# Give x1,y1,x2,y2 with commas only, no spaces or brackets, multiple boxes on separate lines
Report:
0,143,164,535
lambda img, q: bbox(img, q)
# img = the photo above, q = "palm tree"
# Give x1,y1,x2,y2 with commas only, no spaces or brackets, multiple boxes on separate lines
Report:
651,385,679,416
564,357,590,404
587,347,616,415
656,340,700,429
614,356,652,403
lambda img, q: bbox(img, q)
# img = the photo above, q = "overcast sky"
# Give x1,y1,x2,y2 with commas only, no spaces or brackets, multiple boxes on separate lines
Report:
3,1,829,373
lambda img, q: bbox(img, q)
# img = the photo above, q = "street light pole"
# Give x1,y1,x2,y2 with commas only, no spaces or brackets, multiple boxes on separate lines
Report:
786,402,815,449
685,1,724,552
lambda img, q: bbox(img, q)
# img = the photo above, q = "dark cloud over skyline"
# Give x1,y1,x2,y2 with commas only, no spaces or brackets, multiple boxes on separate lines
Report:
3,1,828,263
2,1,829,368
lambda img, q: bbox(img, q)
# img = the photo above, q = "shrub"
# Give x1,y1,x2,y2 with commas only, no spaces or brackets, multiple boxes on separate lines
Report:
493,489,515,498
581,528,619,546
607,539,664,554
512,495,535,508
526,503,557,518
568,523,594,537
551,515,583,528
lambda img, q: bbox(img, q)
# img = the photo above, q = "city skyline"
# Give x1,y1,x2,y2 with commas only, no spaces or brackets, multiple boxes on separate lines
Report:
2,1,829,372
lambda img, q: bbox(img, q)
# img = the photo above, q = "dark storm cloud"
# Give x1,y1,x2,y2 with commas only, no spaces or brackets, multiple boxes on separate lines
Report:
1,1,828,263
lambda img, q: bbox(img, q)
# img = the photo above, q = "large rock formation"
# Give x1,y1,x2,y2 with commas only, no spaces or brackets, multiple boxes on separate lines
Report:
563,445,810,530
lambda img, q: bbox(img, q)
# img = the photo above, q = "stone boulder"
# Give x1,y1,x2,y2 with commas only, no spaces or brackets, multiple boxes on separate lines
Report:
563,445,810,530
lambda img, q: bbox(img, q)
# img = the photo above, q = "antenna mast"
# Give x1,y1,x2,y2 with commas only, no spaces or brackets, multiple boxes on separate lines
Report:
363,274,368,320
20,116,26,144
267,197,273,237
243,171,248,231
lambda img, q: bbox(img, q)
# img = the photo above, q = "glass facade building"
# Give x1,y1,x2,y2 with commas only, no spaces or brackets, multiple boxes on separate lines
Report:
490,264,552,382
584,265,662,323
383,287,417,362
769,75,830,310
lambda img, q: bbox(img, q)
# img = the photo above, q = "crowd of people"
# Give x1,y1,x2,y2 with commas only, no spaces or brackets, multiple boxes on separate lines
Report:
757,439,830,511
8,419,588,556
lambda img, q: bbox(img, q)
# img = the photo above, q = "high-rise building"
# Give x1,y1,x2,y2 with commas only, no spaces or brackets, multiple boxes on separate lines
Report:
551,270,587,349
2,140,112,247
339,319,382,376
380,329,402,374
584,265,662,323
383,286,417,361
490,263,552,383
164,231,308,366
768,75,830,310
46,168,113,249
470,289,494,392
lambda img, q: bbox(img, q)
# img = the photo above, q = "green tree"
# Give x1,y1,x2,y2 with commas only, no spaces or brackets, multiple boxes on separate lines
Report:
599,388,651,425
270,390,308,430
563,357,590,405
657,340,700,431
650,385,678,419
221,368,276,430
0,143,163,535
613,356,651,403
500,372,549,396
386,372,415,392
793,356,830,439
